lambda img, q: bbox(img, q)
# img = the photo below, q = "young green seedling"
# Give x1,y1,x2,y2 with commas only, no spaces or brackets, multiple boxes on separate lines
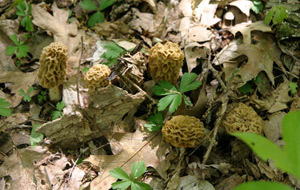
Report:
152,72,202,113
110,161,151,190
16,1,33,32
5,34,29,64
144,110,164,132
101,42,125,66
0,98,12,117
38,91,48,103
51,101,66,120
19,86,34,102
80,0,115,27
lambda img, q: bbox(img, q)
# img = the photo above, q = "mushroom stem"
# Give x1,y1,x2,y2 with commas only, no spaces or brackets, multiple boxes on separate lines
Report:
49,85,62,102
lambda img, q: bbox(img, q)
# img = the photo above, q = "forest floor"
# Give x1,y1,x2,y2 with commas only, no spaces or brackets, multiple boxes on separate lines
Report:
0,0,300,189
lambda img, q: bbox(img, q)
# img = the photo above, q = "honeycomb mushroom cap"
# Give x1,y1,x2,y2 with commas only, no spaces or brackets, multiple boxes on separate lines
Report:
148,42,184,84
162,115,205,148
222,103,262,134
84,64,111,92
38,42,68,88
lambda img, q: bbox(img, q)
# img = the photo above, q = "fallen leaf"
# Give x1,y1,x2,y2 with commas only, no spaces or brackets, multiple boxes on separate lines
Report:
230,0,253,17
194,0,221,26
85,127,163,190
177,175,215,190
184,42,210,72
229,21,272,44
263,112,285,142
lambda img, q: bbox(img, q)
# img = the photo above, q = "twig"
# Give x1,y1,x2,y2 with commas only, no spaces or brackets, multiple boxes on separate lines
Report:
45,167,53,190
67,147,89,182
76,36,84,109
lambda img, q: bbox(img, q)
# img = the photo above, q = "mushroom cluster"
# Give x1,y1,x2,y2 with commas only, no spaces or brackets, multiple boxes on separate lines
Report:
84,64,111,93
222,103,262,134
38,42,68,101
148,42,184,84
162,115,205,148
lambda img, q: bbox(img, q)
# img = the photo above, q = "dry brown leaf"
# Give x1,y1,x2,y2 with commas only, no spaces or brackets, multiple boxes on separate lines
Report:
229,21,272,44
184,42,210,72
0,70,38,107
229,0,253,17
85,127,164,190
263,112,285,142
194,0,221,26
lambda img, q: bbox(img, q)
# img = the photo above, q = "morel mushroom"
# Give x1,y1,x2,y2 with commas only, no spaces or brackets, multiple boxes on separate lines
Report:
38,42,68,102
148,42,184,84
222,103,262,134
84,64,111,93
162,115,205,148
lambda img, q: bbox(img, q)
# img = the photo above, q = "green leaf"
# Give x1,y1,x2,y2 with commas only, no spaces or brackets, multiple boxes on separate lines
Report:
234,181,293,190
9,34,19,45
232,132,291,176
25,16,33,32
153,81,177,96
289,82,298,94
110,167,131,181
101,42,125,60
30,124,44,147
238,82,251,94
21,17,27,28
28,86,34,94
157,94,177,112
281,111,300,179
251,0,263,14
99,0,115,11
131,182,151,190
179,73,201,93
16,1,26,16
169,94,182,113
88,11,104,27
183,95,191,106
51,110,62,120
131,161,147,179
111,180,131,190
0,98,12,117
5,46,18,55
80,0,98,11
56,101,66,111
144,112,163,132
16,44,29,58
265,7,275,25
19,89,26,96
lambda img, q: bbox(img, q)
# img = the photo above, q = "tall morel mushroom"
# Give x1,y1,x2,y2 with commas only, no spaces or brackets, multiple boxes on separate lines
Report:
222,103,262,134
148,42,184,84
162,115,205,148
38,42,68,102
84,64,111,93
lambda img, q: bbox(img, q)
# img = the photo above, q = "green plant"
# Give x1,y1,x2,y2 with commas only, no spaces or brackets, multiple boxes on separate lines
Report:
19,86,34,102
101,42,125,66
110,161,151,190
251,0,263,14
265,5,288,26
289,82,298,95
30,124,44,147
5,34,29,66
51,101,66,120
16,1,33,32
152,73,202,113
0,98,12,117
238,76,261,94
38,91,47,103
233,111,300,189
144,110,164,132
80,0,115,28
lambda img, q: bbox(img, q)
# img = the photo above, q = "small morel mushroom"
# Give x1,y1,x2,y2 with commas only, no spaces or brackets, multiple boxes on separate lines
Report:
84,64,111,93
38,42,68,102
148,42,184,84
222,103,262,134
162,115,205,148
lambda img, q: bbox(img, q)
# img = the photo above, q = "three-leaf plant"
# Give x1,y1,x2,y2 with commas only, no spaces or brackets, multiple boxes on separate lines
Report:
265,5,288,26
0,98,12,117
233,111,300,190
51,101,66,120
16,1,33,32
152,73,201,113
38,91,47,103
19,86,34,102
101,42,125,66
80,0,115,27
5,34,29,60
144,110,164,132
110,161,151,190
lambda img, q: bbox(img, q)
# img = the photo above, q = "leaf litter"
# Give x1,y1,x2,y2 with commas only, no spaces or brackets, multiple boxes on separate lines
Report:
0,0,300,189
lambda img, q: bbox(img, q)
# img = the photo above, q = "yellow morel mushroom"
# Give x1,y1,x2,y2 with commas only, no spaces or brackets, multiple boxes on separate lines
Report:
38,42,68,102
162,115,205,148
148,42,184,84
84,64,111,93
222,103,262,134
